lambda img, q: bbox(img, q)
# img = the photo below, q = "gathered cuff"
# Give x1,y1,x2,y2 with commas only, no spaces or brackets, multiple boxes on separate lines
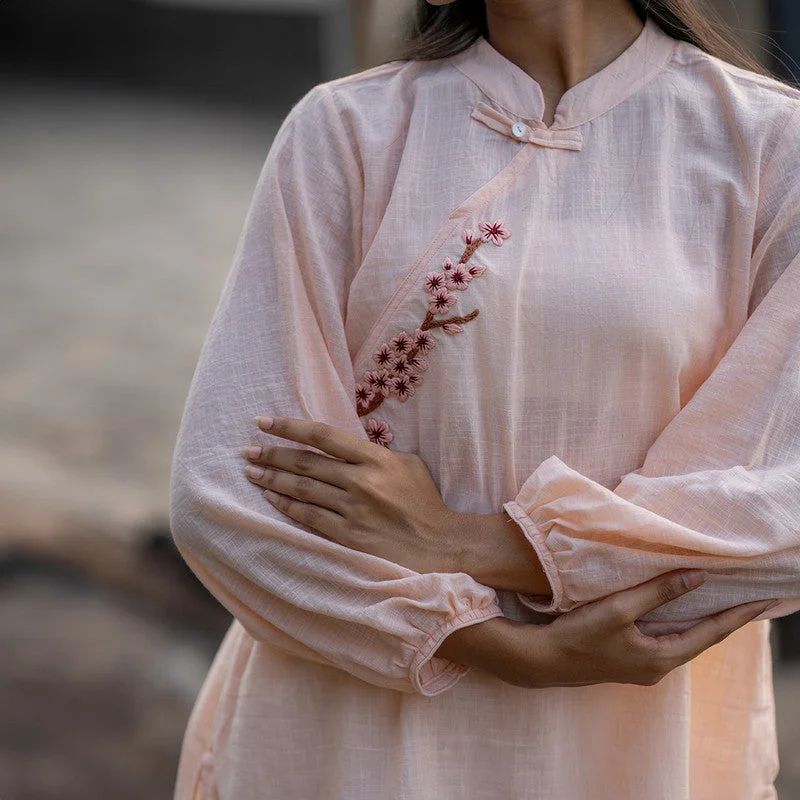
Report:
410,603,505,696
501,499,565,614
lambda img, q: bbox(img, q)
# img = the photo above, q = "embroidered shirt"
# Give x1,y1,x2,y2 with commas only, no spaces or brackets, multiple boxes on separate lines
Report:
170,16,800,800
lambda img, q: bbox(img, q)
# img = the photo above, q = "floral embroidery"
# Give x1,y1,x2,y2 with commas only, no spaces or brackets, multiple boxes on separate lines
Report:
372,344,394,369
444,264,471,290
428,287,458,315
365,418,393,446
390,354,413,376
389,330,414,354
364,370,392,397
391,374,417,402
355,382,374,407
357,219,510,445
423,272,446,293
479,219,511,247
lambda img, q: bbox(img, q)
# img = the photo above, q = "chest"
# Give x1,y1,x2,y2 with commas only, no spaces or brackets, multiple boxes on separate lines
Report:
353,152,745,363
345,121,757,464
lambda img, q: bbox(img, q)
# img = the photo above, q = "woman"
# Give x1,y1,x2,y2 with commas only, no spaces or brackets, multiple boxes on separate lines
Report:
170,1,800,797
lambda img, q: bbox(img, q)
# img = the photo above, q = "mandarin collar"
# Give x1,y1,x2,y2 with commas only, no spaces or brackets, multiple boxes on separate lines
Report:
450,15,677,130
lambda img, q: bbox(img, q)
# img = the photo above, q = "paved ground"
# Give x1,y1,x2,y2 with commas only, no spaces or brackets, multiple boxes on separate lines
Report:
1,77,799,798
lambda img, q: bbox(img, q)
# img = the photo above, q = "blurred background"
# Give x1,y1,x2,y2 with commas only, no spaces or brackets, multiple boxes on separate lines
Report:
1,1,799,797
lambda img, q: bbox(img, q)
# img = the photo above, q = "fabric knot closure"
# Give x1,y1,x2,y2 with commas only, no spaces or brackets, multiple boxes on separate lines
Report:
471,102,584,151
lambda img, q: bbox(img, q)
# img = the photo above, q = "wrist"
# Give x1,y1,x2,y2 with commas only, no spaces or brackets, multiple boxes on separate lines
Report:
434,616,513,666
459,511,553,599
435,616,555,688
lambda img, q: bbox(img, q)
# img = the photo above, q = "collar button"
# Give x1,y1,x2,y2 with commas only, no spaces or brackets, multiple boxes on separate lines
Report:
511,121,529,140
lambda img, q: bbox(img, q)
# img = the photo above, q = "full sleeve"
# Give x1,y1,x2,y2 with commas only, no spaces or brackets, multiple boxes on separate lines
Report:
169,84,503,695
502,102,800,635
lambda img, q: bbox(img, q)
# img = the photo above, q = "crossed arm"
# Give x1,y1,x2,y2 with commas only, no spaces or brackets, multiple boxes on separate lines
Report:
237,413,781,688
243,414,552,598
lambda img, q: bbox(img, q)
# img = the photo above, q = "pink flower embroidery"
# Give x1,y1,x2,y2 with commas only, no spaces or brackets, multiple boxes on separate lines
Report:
423,271,446,294
444,264,471,290
390,375,417,402
353,219,509,439
365,418,393,447
364,369,392,398
406,352,428,373
355,382,374,408
390,354,413,376
429,287,458,315
389,330,414,355
413,328,437,355
373,343,394,368
479,219,510,247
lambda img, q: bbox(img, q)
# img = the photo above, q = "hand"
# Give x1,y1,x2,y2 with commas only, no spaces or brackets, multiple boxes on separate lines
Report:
242,415,464,573
437,569,780,688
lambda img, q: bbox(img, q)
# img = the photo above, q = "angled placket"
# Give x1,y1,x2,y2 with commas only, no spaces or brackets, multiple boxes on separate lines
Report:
471,101,584,151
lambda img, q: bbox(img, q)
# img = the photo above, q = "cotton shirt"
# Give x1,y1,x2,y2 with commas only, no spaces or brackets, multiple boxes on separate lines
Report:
169,16,800,799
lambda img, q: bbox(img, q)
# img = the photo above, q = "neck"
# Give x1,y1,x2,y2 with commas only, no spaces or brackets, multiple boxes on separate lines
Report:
484,0,645,112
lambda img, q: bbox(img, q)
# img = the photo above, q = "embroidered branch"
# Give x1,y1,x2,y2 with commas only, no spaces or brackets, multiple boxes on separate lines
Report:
357,219,510,446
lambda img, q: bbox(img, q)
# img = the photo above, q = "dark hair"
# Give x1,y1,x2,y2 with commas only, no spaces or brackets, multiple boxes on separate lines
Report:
395,0,778,80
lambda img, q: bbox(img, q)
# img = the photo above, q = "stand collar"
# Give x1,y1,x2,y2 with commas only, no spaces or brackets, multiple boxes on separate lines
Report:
450,16,678,130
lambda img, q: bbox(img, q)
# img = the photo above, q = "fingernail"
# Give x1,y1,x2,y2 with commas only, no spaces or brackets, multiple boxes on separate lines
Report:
255,415,274,430
245,465,265,479
766,600,782,611
681,570,707,590
243,446,262,460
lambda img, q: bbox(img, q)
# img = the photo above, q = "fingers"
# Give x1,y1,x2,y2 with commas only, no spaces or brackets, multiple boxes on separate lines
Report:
260,485,346,540
244,443,356,490
254,416,381,464
244,461,348,514
604,569,708,624
664,599,780,662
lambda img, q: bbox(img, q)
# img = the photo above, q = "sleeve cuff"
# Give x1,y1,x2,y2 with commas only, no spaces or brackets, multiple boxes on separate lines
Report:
410,603,505,696
501,499,565,614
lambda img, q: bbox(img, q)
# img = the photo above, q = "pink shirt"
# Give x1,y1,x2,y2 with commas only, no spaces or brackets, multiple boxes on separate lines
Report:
170,16,800,799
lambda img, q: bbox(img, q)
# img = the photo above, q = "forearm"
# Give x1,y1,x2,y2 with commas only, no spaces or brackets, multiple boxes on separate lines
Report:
455,510,553,599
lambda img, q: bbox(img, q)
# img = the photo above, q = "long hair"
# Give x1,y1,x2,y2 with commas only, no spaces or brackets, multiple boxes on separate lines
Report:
395,0,777,79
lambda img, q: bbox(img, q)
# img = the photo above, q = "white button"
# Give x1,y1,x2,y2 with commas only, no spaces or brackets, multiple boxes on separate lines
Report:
511,121,528,140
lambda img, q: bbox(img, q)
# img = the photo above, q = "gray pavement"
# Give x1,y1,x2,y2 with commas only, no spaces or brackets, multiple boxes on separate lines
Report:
1,78,798,798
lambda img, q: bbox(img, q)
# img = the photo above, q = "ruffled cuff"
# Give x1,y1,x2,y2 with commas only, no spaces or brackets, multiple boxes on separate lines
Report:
502,498,564,614
410,603,505,696
501,454,605,615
